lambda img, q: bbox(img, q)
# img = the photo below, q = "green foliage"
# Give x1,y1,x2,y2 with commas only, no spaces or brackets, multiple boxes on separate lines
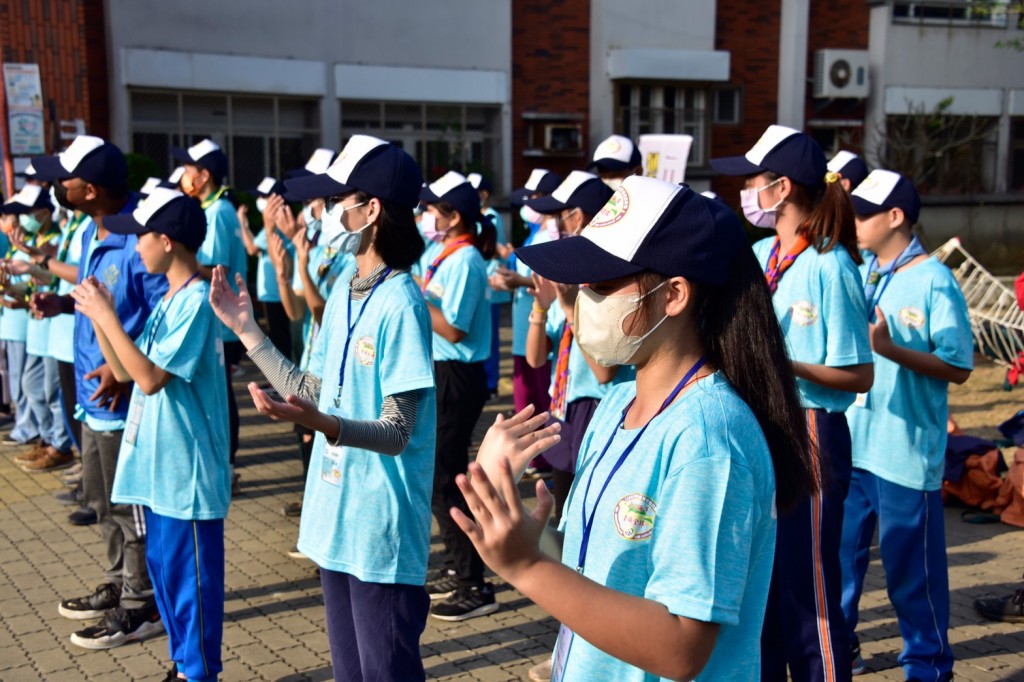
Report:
124,153,161,191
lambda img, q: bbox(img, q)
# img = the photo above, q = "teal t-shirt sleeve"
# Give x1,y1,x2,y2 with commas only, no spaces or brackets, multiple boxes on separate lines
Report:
439,254,483,334
929,274,974,370
149,288,210,382
253,229,267,252
378,301,435,396
198,203,234,267
821,260,872,367
645,440,755,627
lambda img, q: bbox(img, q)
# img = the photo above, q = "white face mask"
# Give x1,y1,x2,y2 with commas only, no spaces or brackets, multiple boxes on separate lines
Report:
574,281,669,367
519,205,543,226
602,177,624,191
302,203,321,233
256,197,269,213
19,213,44,234
322,201,368,254
740,178,783,229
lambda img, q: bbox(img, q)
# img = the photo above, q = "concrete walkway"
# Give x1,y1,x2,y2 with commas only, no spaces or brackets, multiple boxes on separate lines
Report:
1,356,1023,681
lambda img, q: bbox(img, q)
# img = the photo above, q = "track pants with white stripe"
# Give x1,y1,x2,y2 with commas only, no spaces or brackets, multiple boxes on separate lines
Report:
762,409,852,682
146,509,224,682
840,469,953,681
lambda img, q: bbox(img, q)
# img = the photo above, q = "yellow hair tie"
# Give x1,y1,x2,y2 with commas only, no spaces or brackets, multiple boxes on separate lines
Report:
825,171,841,184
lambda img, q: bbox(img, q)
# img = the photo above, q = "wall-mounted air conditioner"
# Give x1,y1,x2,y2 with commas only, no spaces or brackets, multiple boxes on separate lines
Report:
813,49,870,99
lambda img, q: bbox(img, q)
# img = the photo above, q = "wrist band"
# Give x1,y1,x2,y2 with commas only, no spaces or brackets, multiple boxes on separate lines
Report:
532,301,549,314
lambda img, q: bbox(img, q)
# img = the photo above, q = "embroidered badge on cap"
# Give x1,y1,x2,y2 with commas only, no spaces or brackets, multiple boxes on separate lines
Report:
589,186,631,228
614,493,657,541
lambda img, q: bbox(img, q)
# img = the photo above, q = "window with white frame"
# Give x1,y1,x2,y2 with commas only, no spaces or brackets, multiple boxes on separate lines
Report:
892,0,1010,27
340,101,502,188
129,90,321,191
616,83,720,167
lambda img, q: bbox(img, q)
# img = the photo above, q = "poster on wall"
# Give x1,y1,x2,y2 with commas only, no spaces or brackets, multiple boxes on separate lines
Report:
3,63,45,155
639,134,693,185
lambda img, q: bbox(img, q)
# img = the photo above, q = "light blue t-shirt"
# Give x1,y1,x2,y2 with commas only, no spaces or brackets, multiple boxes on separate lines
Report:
0,248,31,343
424,244,491,363
512,226,553,357
555,375,776,682
412,237,443,281
25,228,63,357
545,303,635,404
483,207,511,305
252,228,295,303
752,238,872,412
301,272,436,584
47,215,89,364
847,257,973,491
198,195,247,342
110,281,231,520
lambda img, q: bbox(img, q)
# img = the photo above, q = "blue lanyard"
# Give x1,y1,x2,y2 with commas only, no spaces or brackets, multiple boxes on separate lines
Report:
145,272,201,355
864,240,921,322
335,267,392,407
575,356,707,574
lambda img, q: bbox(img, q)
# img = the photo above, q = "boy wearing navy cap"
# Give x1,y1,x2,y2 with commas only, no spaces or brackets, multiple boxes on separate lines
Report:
73,187,229,681
841,170,971,680
174,139,247,468
31,135,169,647
827,151,870,194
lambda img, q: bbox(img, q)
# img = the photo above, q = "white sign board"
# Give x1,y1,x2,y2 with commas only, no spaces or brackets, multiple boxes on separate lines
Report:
639,134,693,185
3,63,45,155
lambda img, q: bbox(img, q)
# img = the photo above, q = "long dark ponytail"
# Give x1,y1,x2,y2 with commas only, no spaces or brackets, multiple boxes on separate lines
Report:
767,171,861,265
695,248,817,512
435,200,496,260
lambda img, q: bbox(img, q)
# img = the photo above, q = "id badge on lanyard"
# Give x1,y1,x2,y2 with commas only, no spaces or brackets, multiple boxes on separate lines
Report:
124,392,145,446
550,623,574,681
320,407,345,486
852,392,869,409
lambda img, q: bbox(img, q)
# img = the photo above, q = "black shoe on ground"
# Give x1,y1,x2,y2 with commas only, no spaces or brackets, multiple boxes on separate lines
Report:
163,663,179,681
68,506,97,526
69,604,163,650
429,583,498,621
54,487,82,506
974,589,1024,623
425,568,460,601
58,583,120,620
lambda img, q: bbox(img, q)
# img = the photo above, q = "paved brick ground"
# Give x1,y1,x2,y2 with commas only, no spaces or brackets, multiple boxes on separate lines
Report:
2,346,1024,681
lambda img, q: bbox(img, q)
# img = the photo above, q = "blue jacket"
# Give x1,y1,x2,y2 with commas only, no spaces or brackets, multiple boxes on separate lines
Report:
74,197,168,422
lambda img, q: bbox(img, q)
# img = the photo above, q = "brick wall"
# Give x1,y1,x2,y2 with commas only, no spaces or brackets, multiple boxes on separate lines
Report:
511,0,590,189
0,0,108,154
712,0,783,200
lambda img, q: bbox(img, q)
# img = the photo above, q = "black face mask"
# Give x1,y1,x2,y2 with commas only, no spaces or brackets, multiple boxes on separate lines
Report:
52,182,77,210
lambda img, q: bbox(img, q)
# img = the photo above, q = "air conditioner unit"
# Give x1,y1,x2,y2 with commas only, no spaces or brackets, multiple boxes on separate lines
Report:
813,49,869,99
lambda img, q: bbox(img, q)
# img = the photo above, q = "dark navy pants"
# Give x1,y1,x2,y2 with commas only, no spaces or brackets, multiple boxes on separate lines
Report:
320,568,429,682
762,409,852,682
841,469,953,680
145,509,224,682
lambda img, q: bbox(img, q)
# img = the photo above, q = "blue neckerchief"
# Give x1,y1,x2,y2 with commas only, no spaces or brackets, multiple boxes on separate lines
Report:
864,235,928,321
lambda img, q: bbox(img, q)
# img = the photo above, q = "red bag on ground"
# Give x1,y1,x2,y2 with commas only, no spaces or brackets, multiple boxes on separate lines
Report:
943,449,1004,509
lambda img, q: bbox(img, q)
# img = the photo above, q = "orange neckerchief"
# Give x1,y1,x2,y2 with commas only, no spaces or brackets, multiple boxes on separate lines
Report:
423,234,474,291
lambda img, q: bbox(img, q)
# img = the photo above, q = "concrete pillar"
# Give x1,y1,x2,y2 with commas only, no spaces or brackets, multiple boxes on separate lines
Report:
777,0,810,129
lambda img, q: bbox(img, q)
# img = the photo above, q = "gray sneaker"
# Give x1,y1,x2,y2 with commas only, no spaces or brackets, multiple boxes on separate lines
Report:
70,605,163,650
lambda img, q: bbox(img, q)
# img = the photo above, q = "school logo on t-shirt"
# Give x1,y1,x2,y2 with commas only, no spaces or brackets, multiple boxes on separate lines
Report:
589,186,630,228
790,301,819,327
355,335,376,366
613,493,657,541
426,280,445,299
102,263,120,290
898,306,926,329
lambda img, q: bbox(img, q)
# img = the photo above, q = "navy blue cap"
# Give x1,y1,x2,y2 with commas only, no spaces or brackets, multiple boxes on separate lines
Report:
285,135,423,209
104,187,208,252
516,176,747,286
827,151,869,189
850,169,922,224
31,135,128,188
467,172,492,193
587,135,642,173
1,184,54,214
511,169,563,206
253,176,287,197
710,124,827,190
172,139,229,183
526,171,614,217
419,171,483,225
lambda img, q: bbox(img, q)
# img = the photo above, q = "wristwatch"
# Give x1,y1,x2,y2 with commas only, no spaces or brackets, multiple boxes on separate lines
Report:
40,255,52,271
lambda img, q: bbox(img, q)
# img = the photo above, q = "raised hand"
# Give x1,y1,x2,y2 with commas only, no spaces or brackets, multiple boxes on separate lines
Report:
528,272,558,311
208,266,260,340
474,404,561,491
70,275,116,324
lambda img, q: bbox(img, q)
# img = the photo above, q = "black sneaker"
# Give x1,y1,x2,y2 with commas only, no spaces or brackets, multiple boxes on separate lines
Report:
54,487,82,506
68,506,97,526
58,583,120,620
163,663,179,681
429,583,498,621
425,568,460,601
974,588,1024,623
69,605,163,650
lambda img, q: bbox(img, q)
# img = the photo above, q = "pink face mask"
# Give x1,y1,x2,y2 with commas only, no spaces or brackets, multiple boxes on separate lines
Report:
739,178,783,229
544,217,560,242
420,211,445,243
